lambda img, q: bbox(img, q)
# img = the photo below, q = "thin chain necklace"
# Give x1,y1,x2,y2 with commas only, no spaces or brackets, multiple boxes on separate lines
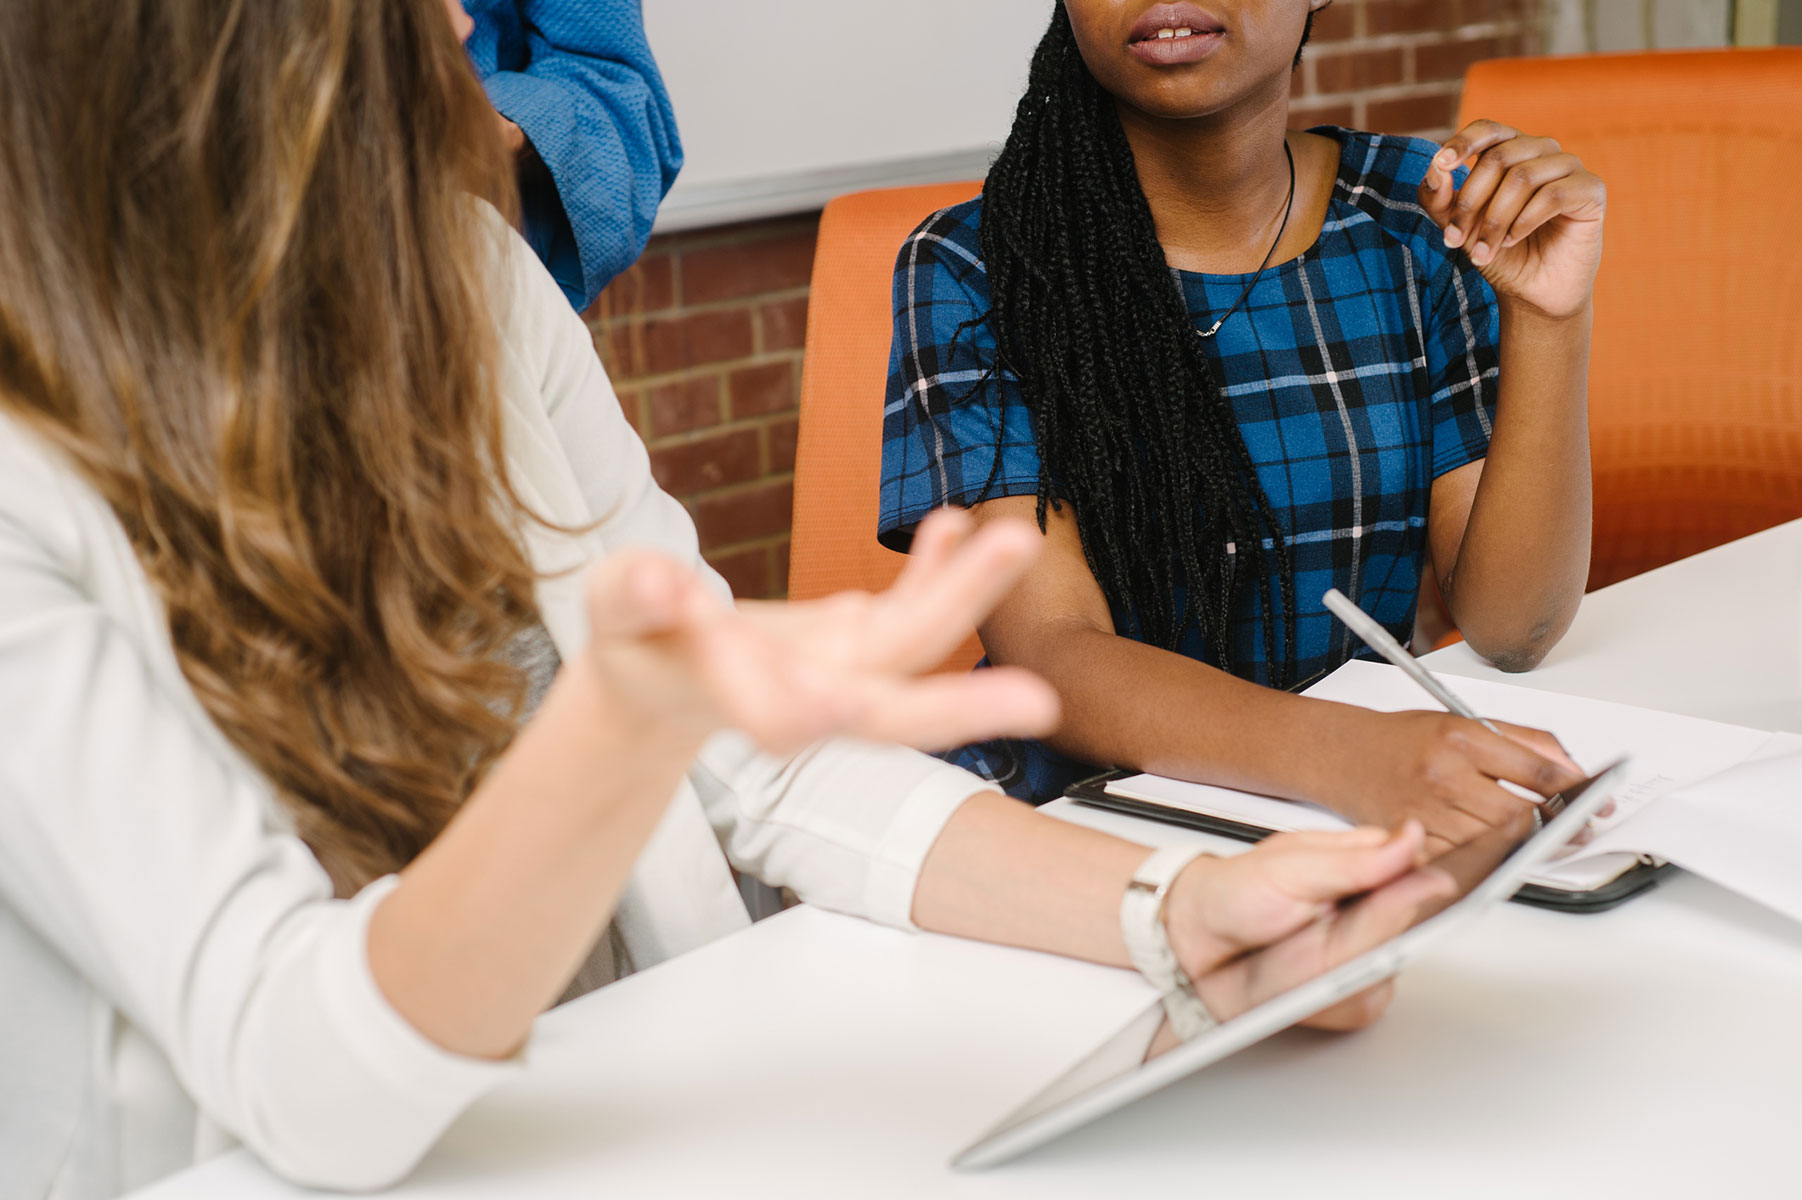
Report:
1196,139,1296,339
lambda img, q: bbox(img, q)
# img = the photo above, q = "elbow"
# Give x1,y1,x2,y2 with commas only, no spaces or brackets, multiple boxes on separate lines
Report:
236,1097,434,1194
1461,613,1569,674
277,1165,412,1196
1484,643,1551,674
252,1141,419,1195
1444,573,1582,674
198,902,502,1195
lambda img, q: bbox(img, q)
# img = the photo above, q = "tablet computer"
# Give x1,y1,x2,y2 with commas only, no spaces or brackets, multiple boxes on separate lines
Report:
953,759,1629,1170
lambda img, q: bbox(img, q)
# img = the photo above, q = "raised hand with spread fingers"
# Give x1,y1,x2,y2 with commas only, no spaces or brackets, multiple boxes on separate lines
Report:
582,508,1061,756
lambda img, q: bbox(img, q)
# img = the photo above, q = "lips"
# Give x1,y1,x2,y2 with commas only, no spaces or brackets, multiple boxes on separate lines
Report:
1125,2,1226,66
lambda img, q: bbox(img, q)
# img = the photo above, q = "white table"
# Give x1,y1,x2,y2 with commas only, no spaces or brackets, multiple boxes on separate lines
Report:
136,523,1802,1200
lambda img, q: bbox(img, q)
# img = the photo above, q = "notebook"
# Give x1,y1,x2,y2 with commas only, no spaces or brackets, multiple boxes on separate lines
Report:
1071,660,1802,916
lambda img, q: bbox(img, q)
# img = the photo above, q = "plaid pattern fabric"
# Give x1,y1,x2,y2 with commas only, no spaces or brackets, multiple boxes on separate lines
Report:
876,128,1501,803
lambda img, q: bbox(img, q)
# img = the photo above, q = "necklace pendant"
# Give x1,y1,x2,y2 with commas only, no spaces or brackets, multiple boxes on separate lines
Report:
1188,139,1295,344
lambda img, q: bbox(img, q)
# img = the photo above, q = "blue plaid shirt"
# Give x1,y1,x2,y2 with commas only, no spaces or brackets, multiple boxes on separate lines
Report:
877,129,1500,802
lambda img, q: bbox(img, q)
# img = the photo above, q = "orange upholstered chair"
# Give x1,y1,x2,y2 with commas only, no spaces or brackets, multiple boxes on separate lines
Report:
1459,49,1802,590
788,180,985,672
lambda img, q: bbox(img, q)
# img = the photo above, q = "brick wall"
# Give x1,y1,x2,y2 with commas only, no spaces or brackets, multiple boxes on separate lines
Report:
592,217,815,599
589,0,1549,599
1291,0,1549,136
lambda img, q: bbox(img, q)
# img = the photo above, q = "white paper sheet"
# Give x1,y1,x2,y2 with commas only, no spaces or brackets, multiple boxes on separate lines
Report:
1102,660,1790,896
1592,741,1802,922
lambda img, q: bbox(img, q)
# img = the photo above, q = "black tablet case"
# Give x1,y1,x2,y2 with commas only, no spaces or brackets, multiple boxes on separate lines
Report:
1066,770,1670,913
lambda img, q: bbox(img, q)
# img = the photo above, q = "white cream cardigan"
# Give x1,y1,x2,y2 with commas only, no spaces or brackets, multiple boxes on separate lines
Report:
0,224,993,1199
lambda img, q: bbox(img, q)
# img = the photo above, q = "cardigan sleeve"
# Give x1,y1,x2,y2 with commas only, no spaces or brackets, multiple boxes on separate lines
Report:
510,231,997,930
0,440,521,1192
467,0,683,310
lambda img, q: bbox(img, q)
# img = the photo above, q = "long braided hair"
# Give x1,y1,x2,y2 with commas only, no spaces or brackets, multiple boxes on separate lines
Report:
973,3,1313,686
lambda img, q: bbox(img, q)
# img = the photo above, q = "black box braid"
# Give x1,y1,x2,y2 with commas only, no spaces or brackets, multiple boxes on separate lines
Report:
960,2,1321,686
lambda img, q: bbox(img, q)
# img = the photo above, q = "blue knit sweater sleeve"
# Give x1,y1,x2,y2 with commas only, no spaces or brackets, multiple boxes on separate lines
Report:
464,0,683,310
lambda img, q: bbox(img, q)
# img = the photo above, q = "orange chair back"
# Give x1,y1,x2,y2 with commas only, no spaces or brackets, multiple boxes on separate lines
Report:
789,180,986,671
1459,49,1802,589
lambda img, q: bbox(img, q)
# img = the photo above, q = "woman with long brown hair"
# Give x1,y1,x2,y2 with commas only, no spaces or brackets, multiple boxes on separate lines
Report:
0,2,1455,1197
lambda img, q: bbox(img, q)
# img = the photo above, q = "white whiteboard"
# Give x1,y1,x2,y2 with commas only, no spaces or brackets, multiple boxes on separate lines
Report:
643,0,1052,231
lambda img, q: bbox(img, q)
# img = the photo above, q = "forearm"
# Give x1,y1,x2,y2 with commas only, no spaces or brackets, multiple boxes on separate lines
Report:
1442,302,1593,669
988,620,1376,804
910,791,1147,968
910,789,1438,1016
368,656,701,1059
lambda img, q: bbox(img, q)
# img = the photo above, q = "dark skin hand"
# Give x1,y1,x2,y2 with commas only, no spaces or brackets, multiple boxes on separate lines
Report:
969,0,1603,855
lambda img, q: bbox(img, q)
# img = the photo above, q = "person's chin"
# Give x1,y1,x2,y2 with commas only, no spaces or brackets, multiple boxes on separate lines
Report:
1116,81,1241,123
1100,59,1247,121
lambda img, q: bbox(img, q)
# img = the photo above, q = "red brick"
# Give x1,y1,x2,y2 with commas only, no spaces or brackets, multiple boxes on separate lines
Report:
691,480,794,550
647,375,724,437
1364,0,1443,35
1365,90,1461,136
758,296,810,352
649,427,761,496
609,307,754,378
1310,0,1359,42
1414,36,1503,85
1288,100,1358,130
682,231,818,306
728,360,798,420
595,251,676,320
602,324,639,377
705,544,774,599
1313,46,1405,94
765,415,799,474
1461,0,1533,21
773,539,792,598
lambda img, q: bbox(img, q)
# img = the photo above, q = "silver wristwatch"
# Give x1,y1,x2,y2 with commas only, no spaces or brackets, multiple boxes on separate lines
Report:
1120,845,1218,1041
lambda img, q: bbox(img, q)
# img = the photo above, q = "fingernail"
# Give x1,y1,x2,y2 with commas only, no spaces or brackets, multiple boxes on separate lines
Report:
1435,147,1457,166
1443,226,1464,248
1471,241,1490,264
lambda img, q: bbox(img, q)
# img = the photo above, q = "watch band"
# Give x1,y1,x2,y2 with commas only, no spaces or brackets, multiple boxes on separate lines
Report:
1120,845,1218,1041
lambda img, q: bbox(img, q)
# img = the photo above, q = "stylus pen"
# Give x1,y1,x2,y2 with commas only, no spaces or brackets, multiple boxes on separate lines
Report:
1320,587,1564,817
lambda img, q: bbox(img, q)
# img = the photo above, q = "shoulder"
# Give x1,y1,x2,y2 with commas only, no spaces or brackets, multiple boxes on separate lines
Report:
895,197,987,283
1329,127,1444,196
1320,127,1460,267
0,411,107,576
0,413,85,516
1311,126,1477,300
474,199,560,309
475,201,597,394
